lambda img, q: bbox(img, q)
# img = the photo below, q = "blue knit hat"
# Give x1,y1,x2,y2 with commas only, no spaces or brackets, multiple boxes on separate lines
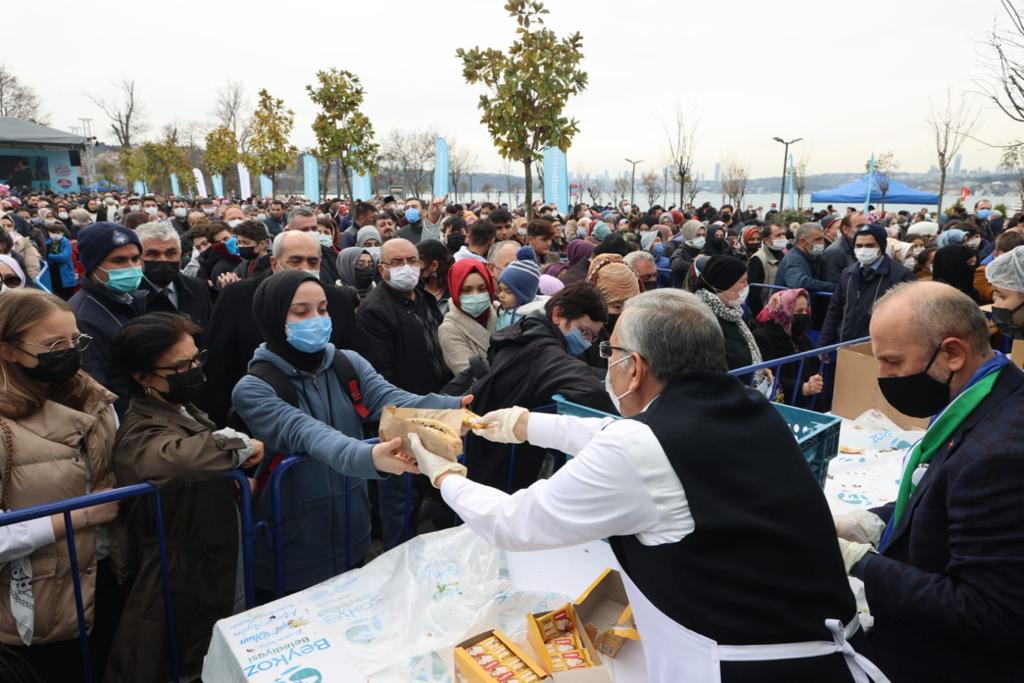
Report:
499,258,541,307
76,222,142,275
855,223,888,253
516,245,538,263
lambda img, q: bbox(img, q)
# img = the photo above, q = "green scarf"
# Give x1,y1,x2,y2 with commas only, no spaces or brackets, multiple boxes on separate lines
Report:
889,367,1004,530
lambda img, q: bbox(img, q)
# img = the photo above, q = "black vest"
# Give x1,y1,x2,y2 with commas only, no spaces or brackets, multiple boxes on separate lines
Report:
610,371,856,645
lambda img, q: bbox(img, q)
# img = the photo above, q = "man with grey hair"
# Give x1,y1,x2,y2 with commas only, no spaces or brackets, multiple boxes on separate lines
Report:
203,229,358,425
284,207,341,284
487,240,520,283
624,250,658,290
136,221,212,329
834,280,1024,682
410,288,879,682
775,222,834,293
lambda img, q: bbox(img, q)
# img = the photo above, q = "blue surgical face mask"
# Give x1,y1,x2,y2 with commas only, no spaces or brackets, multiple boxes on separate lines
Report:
224,236,239,256
286,315,332,353
564,324,593,356
98,265,143,293
459,292,492,318
405,208,421,224
653,243,665,257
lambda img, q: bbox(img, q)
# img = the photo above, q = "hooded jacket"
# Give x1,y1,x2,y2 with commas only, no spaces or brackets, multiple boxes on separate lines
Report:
822,233,856,284
818,256,913,347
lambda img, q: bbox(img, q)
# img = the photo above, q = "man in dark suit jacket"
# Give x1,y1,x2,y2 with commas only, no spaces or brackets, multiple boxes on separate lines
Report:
201,231,358,425
834,280,1024,683
136,222,212,332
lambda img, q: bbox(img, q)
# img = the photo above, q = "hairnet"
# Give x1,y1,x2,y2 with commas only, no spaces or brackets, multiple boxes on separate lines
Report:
985,247,1024,293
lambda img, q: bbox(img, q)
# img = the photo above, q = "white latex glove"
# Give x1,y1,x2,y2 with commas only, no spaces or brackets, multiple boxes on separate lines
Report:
470,407,528,444
834,509,886,545
408,433,467,488
837,538,873,574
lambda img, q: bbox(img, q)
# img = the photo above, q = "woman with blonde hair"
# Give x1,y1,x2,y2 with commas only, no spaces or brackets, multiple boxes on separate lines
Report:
0,288,120,681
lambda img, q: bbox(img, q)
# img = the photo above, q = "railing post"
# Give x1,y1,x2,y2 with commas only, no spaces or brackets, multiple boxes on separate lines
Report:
63,512,92,683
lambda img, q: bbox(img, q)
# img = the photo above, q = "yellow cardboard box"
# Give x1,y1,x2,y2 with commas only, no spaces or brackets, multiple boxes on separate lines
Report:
454,629,549,683
575,569,639,659
527,603,612,682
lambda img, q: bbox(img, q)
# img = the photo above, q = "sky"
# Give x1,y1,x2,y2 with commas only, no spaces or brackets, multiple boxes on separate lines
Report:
6,0,1024,179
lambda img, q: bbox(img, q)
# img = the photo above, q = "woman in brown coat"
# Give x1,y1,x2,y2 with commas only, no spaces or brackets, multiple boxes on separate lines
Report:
104,313,262,682
0,288,120,681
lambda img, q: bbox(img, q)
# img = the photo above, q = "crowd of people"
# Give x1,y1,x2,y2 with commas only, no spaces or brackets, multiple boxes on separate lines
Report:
0,185,1021,681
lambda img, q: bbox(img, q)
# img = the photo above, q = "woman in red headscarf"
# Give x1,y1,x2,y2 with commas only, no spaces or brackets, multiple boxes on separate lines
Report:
753,288,825,407
438,259,497,374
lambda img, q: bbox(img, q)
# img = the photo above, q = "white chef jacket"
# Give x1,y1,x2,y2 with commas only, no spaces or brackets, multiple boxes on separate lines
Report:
0,514,55,564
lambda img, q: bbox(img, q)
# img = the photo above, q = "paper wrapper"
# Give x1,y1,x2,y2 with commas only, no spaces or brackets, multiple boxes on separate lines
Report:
379,406,464,461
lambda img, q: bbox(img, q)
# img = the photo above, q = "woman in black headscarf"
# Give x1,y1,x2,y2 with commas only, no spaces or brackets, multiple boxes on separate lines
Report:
932,245,980,303
232,270,467,597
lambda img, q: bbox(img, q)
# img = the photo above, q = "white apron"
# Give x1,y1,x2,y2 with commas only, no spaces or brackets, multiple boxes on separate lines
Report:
621,571,890,682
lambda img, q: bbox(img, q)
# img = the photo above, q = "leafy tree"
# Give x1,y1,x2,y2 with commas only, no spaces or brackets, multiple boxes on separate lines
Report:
247,89,297,188
121,134,194,195
205,125,239,188
306,68,378,199
457,0,587,219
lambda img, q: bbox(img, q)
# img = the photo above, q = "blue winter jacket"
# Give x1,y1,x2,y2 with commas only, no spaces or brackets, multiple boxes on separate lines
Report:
232,343,461,593
46,236,77,288
775,247,835,293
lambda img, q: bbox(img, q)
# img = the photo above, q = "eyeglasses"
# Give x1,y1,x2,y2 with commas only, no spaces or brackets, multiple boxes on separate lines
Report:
384,256,421,268
153,349,207,375
598,341,633,359
19,334,92,358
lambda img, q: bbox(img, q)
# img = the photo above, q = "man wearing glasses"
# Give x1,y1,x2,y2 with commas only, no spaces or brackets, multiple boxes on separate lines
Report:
356,237,450,549
411,289,883,683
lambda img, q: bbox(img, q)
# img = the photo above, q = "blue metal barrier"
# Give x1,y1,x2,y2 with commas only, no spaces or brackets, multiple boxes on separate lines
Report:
728,336,870,408
0,469,256,683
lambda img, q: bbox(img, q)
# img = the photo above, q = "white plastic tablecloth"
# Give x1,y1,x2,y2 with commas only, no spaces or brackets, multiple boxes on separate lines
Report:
203,412,919,683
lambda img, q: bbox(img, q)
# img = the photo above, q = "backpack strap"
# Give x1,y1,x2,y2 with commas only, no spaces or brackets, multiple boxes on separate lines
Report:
331,351,370,420
248,360,299,408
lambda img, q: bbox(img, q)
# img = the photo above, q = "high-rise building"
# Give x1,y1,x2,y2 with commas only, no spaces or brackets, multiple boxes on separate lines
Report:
713,162,721,183
953,155,962,175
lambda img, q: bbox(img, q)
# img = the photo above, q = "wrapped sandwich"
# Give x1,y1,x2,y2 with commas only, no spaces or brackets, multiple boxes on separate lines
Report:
379,406,473,461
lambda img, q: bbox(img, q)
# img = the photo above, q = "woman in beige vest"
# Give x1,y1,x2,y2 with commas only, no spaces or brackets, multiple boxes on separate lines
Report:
0,288,120,681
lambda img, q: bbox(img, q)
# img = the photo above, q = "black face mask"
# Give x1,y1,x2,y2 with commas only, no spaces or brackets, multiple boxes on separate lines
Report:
606,313,620,334
144,260,179,288
19,348,81,383
238,246,257,260
791,314,811,338
877,345,952,418
992,301,1024,339
354,266,375,289
159,366,206,405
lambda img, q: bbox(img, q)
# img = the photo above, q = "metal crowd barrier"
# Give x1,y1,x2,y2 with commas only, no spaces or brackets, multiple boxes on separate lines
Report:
728,336,870,409
0,468,255,683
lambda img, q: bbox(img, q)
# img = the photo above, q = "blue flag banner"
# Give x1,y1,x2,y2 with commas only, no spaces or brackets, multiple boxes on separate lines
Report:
433,138,450,198
237,163,252,199
543,147,570,215
259,175,273,198
211,174,224,198
351,169,373,200
302,154,319,200
133,180,146,196
192,168,208,197
170,173,181,197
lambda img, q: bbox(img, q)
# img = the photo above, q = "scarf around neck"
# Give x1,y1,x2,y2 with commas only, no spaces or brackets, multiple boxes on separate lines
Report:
695,288,763,373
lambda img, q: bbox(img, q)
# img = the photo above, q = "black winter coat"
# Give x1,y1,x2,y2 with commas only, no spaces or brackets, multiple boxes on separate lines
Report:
818,257,913,347
752,322,820,407
465,312,615,492
200,270,359,425
68,279,147,393
138,272,213,333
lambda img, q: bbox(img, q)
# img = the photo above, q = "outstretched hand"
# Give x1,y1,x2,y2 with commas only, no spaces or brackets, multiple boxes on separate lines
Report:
371,437,420,476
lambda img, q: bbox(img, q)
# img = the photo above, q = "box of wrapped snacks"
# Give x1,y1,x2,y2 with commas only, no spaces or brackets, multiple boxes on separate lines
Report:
454,629,549,683
526,603,613,682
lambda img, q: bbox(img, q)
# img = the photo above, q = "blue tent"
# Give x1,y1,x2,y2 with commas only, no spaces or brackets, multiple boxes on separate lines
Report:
810,174,939,205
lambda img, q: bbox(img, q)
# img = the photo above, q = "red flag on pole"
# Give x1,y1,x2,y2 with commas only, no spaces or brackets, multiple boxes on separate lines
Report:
960,185,971,201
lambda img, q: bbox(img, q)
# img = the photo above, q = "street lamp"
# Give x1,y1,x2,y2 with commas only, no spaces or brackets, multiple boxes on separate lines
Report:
624,158,644,209
772,136,802,212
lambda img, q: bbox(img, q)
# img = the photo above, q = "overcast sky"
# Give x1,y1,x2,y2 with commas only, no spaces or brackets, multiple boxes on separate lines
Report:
8,0,1023,178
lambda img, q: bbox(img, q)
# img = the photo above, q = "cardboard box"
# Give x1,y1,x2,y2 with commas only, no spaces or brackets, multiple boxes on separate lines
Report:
575,569,638,659
527,603,613,682
454,629,549,683
1012,340,1024,368
832,341,929,430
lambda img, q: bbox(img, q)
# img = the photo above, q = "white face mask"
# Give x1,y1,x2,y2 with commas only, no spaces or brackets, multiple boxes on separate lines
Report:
728,286,749,308
621,204,632,215
771,238,788,251
173,207,188,218
687,236,706,250
203,207,216,215
227,219,243,228
966,238,981,249
811,243,825,256
144,206,158,216
257,213,267,220
604,354,633,414
854,247,880,266
316,233,334,248
57,211,68,220
129,204,141,212
516,228,528,236
387,264,421,291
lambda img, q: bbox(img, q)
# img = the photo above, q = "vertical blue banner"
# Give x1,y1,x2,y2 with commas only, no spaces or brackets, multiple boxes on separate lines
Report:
864,153,875,213
350,169,373,200
433,138,449,198
211,174,224,197
302,154,319,200
170,173,181,197
133,180,145,195
237,163,252,199
259,175,273,198
543,147,569,214
192,168,208,197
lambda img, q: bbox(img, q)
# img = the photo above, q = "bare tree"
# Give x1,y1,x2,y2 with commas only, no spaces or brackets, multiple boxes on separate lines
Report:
720,161,749,209
448,139,477,202
511,184,522,208
664,107,699,210
864,152,899,211
684,172,700,207
380,128,437,198
212,80,252,151
0,64,47,124
641,170,662,208
793,157,809,210
89,78,146,148
587,179,604,205
613,177,630,201
928,90,979,217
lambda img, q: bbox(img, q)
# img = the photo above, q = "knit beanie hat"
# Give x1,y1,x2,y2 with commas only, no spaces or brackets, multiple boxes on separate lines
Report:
77,222,142,275
855,223,888,253
594,223,612,241
499,257,541,307
699,254,747,292
539,273,565,296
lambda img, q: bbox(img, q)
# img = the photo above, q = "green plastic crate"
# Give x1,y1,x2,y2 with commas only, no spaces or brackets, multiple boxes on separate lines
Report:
550,394,840,488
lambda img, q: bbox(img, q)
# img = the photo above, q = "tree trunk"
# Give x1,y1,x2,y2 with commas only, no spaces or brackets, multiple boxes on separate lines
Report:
937,168,946,218
678,169,685,211
341,163,354,200
523,159,533,219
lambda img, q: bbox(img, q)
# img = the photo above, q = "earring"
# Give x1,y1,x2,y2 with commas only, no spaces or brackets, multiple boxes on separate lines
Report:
143,386,152,397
